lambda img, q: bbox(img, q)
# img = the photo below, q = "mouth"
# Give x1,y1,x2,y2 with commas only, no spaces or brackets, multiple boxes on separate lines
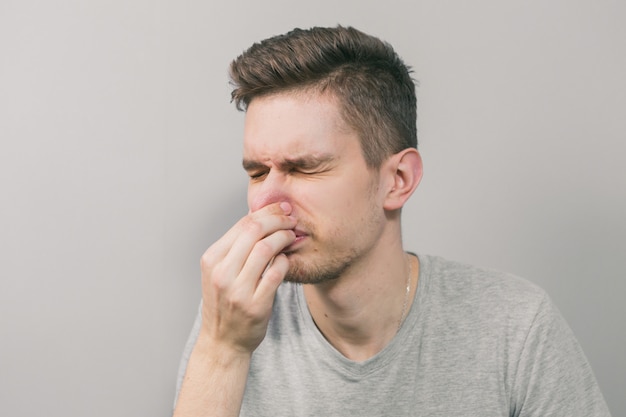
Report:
282,228,308,253
293,228,307,242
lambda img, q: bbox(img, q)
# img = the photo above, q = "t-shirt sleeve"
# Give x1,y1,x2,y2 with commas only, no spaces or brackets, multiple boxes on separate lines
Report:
173,302,202,410
510,294,612,417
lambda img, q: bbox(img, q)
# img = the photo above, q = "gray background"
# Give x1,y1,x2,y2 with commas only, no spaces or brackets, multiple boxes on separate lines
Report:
1,0,624,416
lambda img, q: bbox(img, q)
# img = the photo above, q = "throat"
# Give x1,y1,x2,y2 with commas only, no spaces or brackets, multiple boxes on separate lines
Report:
306,303,399,361
302,253,418,361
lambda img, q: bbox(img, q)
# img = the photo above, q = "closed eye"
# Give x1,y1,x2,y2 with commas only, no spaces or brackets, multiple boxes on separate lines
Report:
289,167,311,175
248,170,268,180
242,154,335,180
289,167,328,176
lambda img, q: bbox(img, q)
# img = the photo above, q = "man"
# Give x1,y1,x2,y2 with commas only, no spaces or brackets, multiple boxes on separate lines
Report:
174,26,610,416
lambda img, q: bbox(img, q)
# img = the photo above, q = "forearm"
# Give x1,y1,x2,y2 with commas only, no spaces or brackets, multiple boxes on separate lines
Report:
174,330,251,417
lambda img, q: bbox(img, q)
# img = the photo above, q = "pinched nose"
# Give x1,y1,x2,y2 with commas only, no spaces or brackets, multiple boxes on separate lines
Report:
247,172,291,213
249,191,290,212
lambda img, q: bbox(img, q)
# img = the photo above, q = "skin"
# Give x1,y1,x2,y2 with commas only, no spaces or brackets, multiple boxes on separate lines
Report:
174,90,423,417
243,91,387,285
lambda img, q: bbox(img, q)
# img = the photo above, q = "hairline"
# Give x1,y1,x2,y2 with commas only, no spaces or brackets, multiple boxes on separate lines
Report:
243,85,399,170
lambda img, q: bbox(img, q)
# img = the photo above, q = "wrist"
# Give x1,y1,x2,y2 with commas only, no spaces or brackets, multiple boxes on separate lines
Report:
194,327,253,368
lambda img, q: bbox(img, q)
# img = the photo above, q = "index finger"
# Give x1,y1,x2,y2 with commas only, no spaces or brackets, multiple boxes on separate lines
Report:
202,202,296,270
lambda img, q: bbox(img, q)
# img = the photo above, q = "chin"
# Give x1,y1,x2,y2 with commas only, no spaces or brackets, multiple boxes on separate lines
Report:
283,251,353,284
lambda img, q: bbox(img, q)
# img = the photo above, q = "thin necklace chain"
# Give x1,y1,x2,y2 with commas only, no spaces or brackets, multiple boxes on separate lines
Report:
397,253,413,332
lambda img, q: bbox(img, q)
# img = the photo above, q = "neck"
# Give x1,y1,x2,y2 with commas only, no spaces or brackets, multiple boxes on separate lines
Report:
302,244,418,362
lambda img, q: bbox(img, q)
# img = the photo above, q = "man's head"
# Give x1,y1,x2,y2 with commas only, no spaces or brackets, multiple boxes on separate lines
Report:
234,26,422,284
229,25,417,168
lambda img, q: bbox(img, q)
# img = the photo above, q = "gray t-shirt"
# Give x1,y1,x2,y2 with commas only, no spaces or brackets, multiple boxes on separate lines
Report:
176,255,611,416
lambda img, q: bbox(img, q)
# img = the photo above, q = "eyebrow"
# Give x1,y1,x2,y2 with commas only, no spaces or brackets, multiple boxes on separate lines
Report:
242,153,335,172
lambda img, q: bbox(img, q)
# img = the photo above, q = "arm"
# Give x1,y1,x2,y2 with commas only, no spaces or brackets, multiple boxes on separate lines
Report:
174,330,252,417
511,294,612,417
174,202,296,417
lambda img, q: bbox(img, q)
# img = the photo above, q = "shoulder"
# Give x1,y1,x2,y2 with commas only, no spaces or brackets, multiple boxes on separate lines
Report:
419,254,546,303
417,254,553,336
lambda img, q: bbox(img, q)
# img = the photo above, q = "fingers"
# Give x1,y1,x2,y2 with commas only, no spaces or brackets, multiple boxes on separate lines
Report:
254,253,290,303
202,202,295,271
221,217,295,280
236,228,295,290
200,201,295,299
198,203,297,353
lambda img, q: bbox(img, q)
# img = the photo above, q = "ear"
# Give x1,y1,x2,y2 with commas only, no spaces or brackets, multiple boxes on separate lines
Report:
382,148,423,211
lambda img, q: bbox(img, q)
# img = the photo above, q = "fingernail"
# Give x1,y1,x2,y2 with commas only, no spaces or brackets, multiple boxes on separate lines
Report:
279,202,292,213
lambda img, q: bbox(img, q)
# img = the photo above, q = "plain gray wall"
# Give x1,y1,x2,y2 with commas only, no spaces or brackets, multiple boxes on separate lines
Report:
1,0,624,416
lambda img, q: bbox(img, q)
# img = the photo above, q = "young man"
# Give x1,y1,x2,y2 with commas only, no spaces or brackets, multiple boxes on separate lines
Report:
173,26,610,416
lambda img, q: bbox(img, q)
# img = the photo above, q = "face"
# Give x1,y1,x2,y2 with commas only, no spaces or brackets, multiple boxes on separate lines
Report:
243,92,389,284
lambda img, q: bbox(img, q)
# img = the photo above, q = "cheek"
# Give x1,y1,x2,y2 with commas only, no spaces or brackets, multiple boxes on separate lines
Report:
313,185,374,230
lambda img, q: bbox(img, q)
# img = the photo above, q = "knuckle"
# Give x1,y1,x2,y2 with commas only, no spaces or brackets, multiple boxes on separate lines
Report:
200,246,219,269
241,217,263,236
253,239,275,258
226,294,245,311
200,253,213,270
226,294,258,321
265,256,289,279
208,272,228,292
204,263,230,291
260,267,282,283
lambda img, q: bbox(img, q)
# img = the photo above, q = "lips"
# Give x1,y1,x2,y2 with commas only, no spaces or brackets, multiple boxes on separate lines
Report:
282,229,307,253
293,228,307,241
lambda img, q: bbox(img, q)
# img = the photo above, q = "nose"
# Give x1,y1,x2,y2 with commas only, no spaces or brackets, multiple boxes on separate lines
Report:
248,170,290,212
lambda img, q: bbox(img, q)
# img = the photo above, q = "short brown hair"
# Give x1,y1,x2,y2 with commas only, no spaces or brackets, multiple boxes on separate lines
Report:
229,25,417,167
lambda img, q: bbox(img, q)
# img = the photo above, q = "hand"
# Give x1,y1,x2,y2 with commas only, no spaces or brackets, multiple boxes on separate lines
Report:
199,202,297,355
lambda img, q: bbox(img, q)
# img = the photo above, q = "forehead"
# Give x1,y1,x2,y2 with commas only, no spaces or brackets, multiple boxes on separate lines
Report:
242,91,358,161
